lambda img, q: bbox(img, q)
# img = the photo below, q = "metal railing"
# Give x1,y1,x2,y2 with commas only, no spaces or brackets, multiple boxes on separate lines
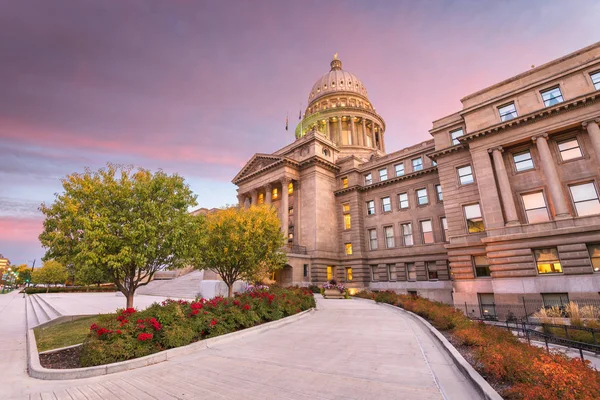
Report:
283,244,308,255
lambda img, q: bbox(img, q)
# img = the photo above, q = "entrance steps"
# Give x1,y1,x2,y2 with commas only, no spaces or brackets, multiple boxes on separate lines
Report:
26,294,62,328
137,270,204,299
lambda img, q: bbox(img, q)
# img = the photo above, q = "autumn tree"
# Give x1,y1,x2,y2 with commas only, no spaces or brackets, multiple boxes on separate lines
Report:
14,264,32,285
192,205,287,297
31,260,68,292
39,164,197,308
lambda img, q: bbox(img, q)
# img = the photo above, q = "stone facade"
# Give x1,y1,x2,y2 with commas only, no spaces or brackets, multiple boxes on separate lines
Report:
233,43,600,310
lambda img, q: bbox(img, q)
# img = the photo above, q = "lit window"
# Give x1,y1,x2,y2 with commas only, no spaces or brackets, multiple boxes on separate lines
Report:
368,229,378,250
569,182,600,216
345,267,353,281
464,204,484,233
399,193,409,209
417,188,428,205
345,243,353,255
435,184,443,201
473,256,491,277
498,102,517,122
288,182,294,194
412,158,423,172
395,163,405,177
342,203,350,212
379,168,388,181
344,214,351,230
388,264,397,281
327,266,334,281
558,138,582,161
365,173,372,185
587,244,600,272
427,262,438,280
541,87,564,107
289,207,293,215
522,192,549,223
451,128,464,145
458,165,474,185
591,71,600,90
272,188,278,200
342,177,348,188
366,200,375,215
402,223,413,246
384,226,395,248
382,196,392,212
421,220,434,244
371,265,378,281
441,217,448,242
406,263,416,281
513,150,534,172
258,193,264,204
534,248,563,274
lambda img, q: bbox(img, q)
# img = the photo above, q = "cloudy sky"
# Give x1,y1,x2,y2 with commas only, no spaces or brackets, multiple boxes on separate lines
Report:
1,0,598,265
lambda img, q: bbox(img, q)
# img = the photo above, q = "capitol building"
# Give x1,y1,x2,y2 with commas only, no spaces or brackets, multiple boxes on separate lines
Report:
233,42,600,313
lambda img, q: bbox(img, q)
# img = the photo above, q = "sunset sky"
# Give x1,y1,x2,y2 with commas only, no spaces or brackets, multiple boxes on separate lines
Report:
1,0,599,265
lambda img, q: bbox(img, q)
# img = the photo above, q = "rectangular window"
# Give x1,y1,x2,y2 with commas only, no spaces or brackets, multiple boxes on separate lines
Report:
421,220,434,244
542,292,569,308
416,188,428,205
412,157,423,172
406,263,416,281
402,223,413,246
384,226,395,248
379,168,388,181
345,267,353,281
569,182,600,216
388,264,397,281
288,182,294,195
457,165,474,185
368,229,378,250
303,264,308,277
365,173,372,185
366,200,375,215
513,150,534,172
541,87,564,107
534,248,563,274
441,217,448,242
427,262,438,280
345,243,353,255
450,128,464,145
591,71,600,90
498,102,517,122
382,196,392,212
342,203,350,212
478,293,497,319
473,256,491,277
272,188,278,200
344,214,351,230
587,244,600,272
289,207,294,216
464,203,484,233
326,266,334,281
399,193,409,209
435,184,443,201
371,265,378,281
558,138,583,161
342,177,348,188
258,193,264,204
522,191,549,223
395,163,405,177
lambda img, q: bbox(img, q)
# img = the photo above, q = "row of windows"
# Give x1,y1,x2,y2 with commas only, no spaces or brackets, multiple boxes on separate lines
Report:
256,183,294,204
513,136,583,174
326,263,445,282
362,185,443,217
354,218,449,252
521,182,600,222
360,156,435,186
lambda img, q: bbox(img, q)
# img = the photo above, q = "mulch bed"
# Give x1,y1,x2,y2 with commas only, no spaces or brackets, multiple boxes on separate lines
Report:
39,346,82,369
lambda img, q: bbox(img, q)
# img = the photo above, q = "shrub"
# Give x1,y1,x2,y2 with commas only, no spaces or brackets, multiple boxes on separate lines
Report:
24,285,117,294
373,290,397,305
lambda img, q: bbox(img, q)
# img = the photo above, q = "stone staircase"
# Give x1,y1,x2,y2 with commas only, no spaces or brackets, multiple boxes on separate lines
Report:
137,270,204,299
26,294,62,328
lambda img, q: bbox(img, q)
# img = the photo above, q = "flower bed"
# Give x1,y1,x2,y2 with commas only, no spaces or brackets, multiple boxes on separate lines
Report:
24,285,117,294
79,287,315,367
358,290,600,400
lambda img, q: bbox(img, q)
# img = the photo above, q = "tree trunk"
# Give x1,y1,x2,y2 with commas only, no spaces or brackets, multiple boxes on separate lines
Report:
227,283,233,298
46,286,49,293
126,292,134,308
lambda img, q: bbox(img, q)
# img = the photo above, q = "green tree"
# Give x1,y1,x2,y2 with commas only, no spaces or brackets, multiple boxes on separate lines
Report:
191,205,287,297
39,164,198,308
31,260,68,292
14,264,32,285
75,264,111,288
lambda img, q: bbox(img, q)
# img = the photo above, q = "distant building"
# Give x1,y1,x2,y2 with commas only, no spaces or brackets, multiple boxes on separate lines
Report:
0,254,9,271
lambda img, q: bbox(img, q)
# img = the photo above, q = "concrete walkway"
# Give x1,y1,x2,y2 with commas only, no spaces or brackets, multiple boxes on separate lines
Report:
1,292,482,400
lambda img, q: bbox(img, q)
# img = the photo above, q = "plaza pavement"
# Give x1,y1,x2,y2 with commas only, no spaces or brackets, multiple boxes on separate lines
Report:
0,290,483,400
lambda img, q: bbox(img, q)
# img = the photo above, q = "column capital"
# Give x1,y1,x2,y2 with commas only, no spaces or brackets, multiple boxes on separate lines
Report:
531,133,549,142
280,176,291,185
582,119,600,128
487,146,504,154
264,183,272,190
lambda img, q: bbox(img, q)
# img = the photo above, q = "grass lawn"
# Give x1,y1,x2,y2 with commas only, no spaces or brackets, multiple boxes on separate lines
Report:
34,315,100,352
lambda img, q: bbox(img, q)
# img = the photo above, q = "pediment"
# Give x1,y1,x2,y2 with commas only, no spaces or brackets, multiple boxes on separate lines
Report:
232,154,284,183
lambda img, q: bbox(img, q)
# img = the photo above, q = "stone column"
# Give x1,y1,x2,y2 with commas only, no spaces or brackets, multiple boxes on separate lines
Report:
471,148,505,228
361,118,366,146
583,119,600,158
533,133,570,218
250,190,257,206
325,118,330,140
280,177,290,242
293,180,300,246
373,123,379,150
369,120,375,148
265,184,272,205
244,196,250,209
236,194,244,207
489,146,520,225
349,116,356,145
337,118,342,146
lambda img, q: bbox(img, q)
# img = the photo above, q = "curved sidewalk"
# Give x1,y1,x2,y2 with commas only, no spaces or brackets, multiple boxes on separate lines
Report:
2,292,482,399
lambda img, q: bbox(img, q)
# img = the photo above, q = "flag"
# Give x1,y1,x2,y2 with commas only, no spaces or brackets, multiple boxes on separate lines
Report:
285,114,288,131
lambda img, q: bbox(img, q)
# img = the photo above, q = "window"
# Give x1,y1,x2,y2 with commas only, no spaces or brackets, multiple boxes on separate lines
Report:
427,262,438,280
591,71,600,90
388,264,397,281
450,128,464,145
406,263,416,281
441,217,448,242
522,192,549,223
534,248,563,274
368,229,378,250
569,182,600,216
498,102,517,121
288,182,294,195
402,223,413,246
345,243,353,255
478,293,497,319
342,177,348,188
435,184,443,201
379,168,388,181
542,293,569,308
395,163,405,177
365,173,372,185
513,150,534,172
345,267,353,281
399,193,409,209
421,220,434,244
432,160,437,166
412,158,423,172
326,266,334,281
342,203,350,212
303,264,308,277
473,256,491,277
587,244,600,272
382,196,392,212
416,188,428,205
344,214,351,230
258,193,264,204
366,200,376,215
464,203,484,233
384,226,395,248
558,138,582,161
272,188,278,200
371,265,378,281
457,165,474,185
541,87,564,107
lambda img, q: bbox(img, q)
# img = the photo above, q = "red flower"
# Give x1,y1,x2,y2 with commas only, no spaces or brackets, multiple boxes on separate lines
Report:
116,330,122,334
210,319,218,326
233,300,241,306
243,304,251,311
96,328,111,336
137,333,153,341
90,323,99,331
147,317,162,331
137,323,146,330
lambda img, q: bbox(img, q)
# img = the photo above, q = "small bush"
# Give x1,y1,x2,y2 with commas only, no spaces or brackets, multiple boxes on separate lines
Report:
24,285,117,294
373,291,397,305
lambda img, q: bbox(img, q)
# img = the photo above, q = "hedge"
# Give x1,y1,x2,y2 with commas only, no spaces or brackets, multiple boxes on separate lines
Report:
24,285,117,294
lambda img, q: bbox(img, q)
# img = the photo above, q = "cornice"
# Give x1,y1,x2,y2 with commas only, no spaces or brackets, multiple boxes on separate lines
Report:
302,106,387,131
233,157,301,185
299,156,340,173
427,144,467,161
334,166,438,196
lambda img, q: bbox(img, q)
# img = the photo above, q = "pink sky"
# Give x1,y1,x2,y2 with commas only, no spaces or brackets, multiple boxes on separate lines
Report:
1,0,599,265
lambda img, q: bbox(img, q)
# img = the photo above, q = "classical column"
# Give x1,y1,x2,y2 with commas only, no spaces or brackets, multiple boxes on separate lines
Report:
471,148,505,228
337,118,342,145
349,116,356,145
265,184,272,205
280,177,290,242
373,123,379,150
583,119,600,158
532,133,570,218
325,118,331,140
489,146,519,225
244,196,250,209
250,189,257,206
361,118,367,146
293,180,300,246
236,194,244,207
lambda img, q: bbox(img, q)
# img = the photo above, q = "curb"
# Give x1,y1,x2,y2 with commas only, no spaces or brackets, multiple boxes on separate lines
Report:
28,307,316,380
377,302,503,400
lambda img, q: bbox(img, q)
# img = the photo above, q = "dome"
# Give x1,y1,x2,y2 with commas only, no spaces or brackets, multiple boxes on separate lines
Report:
308,56,368,104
